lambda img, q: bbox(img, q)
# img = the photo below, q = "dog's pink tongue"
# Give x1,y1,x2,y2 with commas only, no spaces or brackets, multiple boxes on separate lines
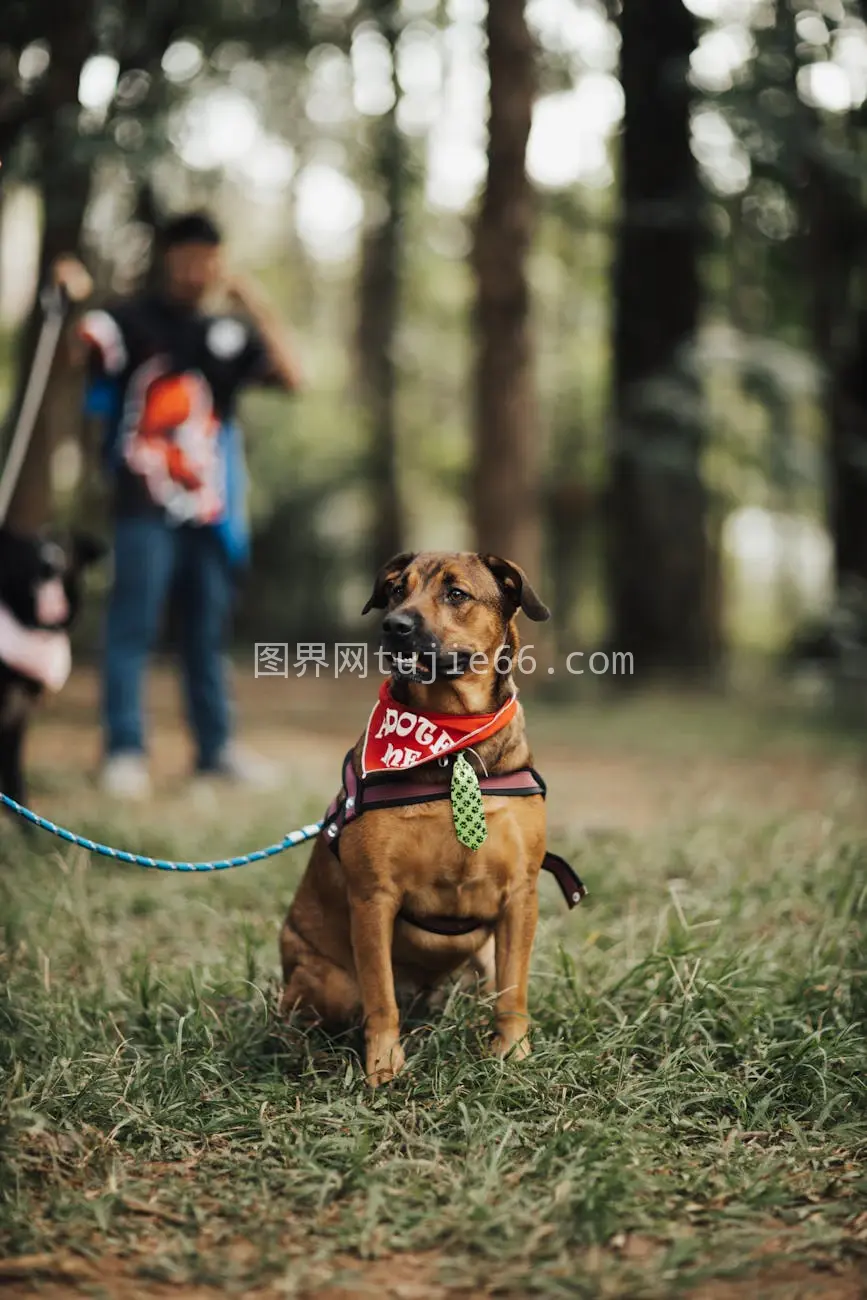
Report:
36,578,69,627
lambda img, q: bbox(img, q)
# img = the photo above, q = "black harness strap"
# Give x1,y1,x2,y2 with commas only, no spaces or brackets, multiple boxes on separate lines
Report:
319,751,587,919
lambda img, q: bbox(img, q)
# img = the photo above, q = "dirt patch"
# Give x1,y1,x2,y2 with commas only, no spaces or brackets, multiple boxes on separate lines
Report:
687,1261,867,1300
297,1252,474,1300
3,1245,864,1300
0,1250,480,1300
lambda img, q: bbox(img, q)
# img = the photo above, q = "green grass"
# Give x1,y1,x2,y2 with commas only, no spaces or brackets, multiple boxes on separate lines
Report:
1,728,866,1296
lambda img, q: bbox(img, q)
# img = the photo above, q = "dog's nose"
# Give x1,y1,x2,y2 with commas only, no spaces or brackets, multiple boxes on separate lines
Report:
383,610,417,639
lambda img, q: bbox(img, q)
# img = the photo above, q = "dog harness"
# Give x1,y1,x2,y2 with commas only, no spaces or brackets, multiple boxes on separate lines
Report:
321,750,586,936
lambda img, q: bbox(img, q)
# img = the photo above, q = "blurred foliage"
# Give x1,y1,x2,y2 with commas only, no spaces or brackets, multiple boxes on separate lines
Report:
1,0,866,654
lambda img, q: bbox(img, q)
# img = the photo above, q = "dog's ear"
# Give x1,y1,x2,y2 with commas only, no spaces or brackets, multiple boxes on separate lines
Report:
362,552,417,615
481,555,550,622
71,532,107,571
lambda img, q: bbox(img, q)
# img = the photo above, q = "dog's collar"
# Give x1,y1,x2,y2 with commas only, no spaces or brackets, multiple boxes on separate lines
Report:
361,681,518,778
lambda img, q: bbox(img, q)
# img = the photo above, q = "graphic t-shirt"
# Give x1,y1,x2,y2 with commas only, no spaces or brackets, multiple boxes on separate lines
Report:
79,293,274,524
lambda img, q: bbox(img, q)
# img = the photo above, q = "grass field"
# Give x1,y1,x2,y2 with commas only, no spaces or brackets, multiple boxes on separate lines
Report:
1,671,866,1298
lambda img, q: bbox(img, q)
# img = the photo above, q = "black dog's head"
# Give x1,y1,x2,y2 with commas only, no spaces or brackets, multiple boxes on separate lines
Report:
0,528,106,631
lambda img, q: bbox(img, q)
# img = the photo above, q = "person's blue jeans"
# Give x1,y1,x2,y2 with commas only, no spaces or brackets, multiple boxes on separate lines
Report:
103,515,234,770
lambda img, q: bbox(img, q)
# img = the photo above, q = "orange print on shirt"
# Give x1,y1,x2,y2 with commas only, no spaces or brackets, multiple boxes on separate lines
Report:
137,374,218,491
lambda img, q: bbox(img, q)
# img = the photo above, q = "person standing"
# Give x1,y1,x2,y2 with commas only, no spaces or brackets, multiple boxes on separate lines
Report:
54,212,302,799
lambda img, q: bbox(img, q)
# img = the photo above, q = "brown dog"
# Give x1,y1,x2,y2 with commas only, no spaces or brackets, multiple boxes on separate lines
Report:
279,551,561,1086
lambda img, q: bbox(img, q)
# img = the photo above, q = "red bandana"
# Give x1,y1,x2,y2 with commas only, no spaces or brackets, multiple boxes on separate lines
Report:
361,681,519,776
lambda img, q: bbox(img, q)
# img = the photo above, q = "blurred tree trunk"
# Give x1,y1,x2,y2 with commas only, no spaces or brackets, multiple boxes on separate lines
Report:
803,95,867,591
546,199,593,649
356,0,405,564
828,312,867,590
135,177,163,293
471,0,539,574
608,0,718,679
5,0,95,535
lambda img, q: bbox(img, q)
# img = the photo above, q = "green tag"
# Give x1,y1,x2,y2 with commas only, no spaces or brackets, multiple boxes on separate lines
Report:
451,752,488,851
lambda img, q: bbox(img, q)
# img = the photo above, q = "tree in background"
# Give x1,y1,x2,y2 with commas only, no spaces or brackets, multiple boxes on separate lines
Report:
815,1,867,596
2,0,96,534
744,0,867,602
608,0,718,678
708,0,867,628
471,0,539,574
355,0,406,564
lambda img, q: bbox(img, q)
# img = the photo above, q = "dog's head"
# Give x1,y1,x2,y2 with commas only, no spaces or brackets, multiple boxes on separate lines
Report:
0,527,106,631
362,551,549,685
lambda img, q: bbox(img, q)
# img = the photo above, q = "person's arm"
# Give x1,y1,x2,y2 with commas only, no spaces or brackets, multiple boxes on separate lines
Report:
225,274,304,393
50,256,96,366
51,255,132,393
52,255,94,303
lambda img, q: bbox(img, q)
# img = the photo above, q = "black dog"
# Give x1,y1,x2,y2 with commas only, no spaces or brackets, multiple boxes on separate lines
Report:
0,527,104,810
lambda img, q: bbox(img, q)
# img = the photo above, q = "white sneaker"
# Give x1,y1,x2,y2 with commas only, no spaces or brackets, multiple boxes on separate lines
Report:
100,752,152,801
202,743,280,791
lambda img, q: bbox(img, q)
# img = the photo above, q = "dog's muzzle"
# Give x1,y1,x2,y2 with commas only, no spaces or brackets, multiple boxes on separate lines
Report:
381,610,471,682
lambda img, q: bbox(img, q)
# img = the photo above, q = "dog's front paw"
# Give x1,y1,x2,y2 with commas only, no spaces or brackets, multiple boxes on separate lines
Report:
491,1031,532,1062
365,1037,405,1087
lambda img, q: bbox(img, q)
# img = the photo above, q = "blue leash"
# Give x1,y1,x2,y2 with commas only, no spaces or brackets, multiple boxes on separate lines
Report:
0,791,323,872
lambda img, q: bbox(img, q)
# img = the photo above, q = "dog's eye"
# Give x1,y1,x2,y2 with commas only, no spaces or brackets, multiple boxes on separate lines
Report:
389,582,406,603
446,587,471,604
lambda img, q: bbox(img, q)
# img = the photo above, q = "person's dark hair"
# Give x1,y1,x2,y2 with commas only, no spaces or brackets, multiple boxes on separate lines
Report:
159,212,222,250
